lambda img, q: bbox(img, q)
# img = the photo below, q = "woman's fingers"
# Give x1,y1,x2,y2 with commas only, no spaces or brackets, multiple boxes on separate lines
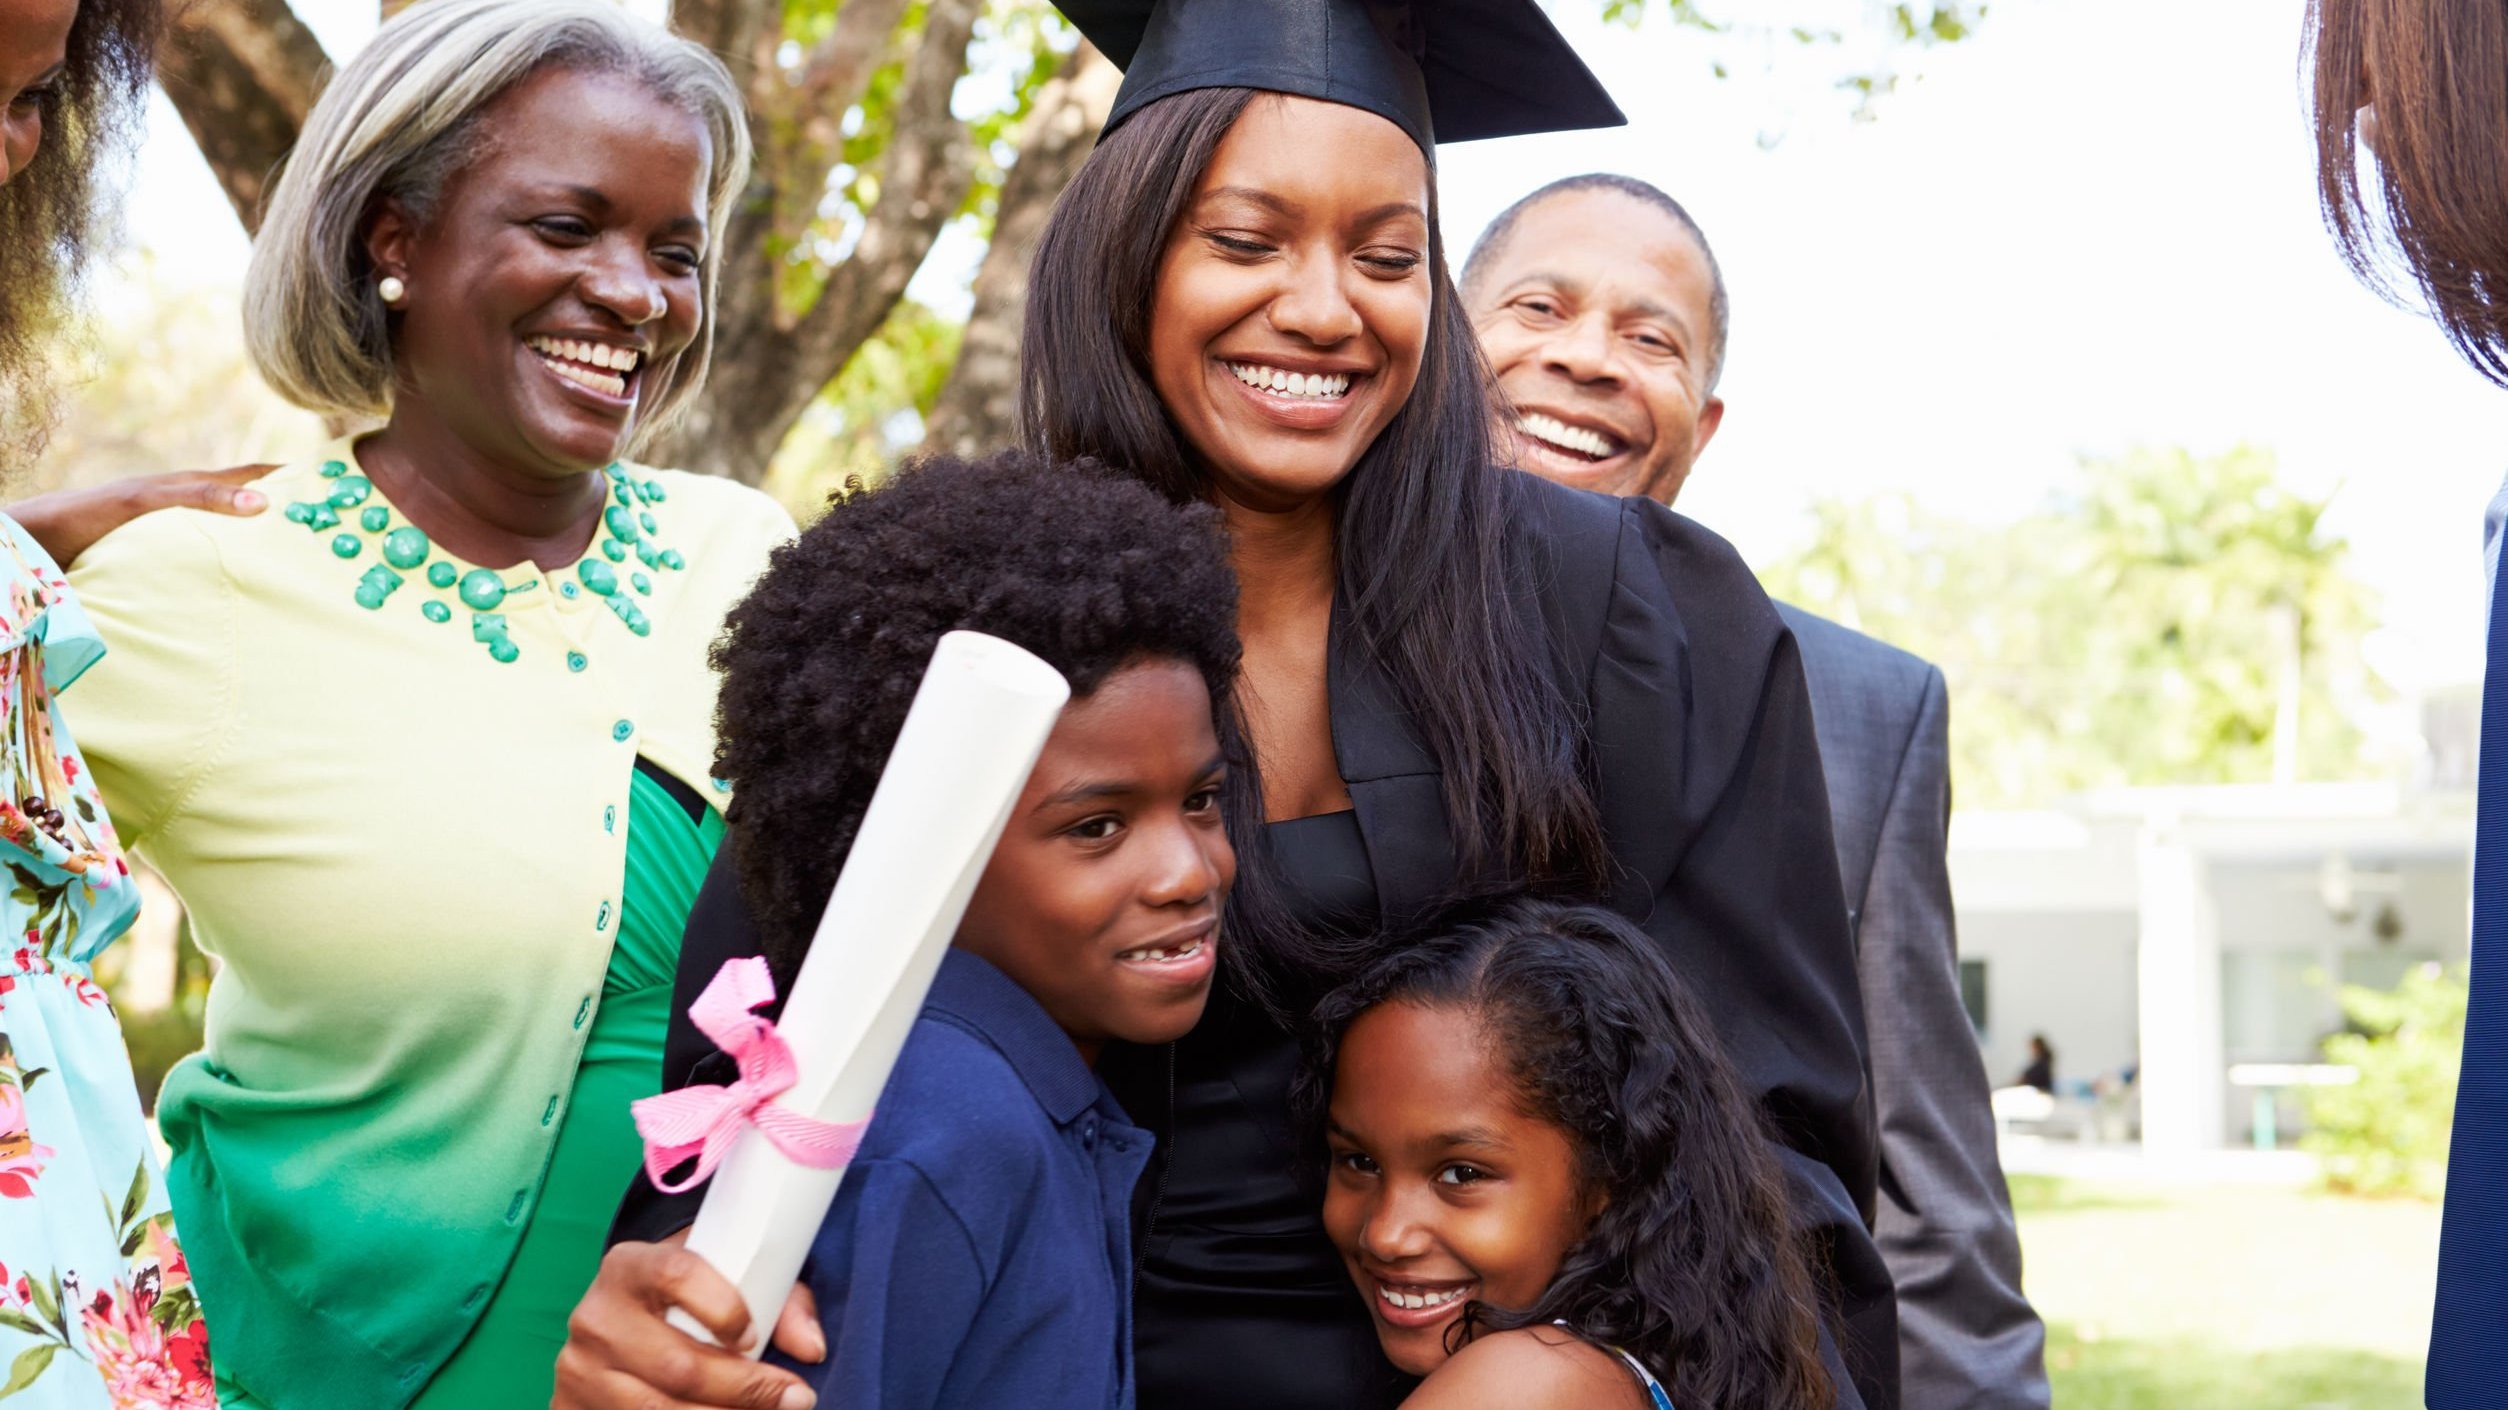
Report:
552,1242,818,1410
560,1366,815,1410
156,464,276,517
772,1280,825,1363
9,465,275,567
624,1242,757,1350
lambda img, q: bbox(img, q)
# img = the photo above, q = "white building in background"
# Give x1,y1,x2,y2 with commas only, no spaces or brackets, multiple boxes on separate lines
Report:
1948,717,2474,1153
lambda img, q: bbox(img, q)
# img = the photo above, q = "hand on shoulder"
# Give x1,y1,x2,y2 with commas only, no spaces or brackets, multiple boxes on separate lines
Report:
1402,1326,1651,1410
11,465,275,567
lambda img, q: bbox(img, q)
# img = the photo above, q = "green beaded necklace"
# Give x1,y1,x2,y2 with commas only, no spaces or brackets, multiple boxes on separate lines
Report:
284,458,689,669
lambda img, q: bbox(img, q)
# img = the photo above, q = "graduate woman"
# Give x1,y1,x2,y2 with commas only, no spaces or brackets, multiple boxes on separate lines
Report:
579,4,1890,1408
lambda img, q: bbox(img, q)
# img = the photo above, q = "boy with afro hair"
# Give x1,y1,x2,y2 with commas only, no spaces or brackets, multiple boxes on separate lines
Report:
651,449,1246,1410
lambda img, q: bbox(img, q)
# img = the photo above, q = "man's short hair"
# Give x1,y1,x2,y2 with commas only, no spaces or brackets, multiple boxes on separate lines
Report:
1461,173,1730,393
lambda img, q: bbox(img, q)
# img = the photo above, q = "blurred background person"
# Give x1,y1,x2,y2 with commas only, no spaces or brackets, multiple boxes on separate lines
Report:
1462,172,2047,1410
58,1,798,1405
2018,1035,2055,1096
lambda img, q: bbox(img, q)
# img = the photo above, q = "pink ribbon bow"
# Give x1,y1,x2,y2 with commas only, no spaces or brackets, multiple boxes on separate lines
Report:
632,956,871,1194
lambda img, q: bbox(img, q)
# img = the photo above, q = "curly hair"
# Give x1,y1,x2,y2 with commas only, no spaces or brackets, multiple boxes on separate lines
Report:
711,449,1246,981
1298,897,1835,1409
0,0,159,471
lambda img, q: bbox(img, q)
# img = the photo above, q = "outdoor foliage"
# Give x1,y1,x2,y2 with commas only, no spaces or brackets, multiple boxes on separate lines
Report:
1761,446,2387,808
2304,961,2466,1200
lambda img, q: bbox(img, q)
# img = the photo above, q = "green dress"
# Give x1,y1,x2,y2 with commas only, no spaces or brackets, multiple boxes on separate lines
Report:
412,764,722,1408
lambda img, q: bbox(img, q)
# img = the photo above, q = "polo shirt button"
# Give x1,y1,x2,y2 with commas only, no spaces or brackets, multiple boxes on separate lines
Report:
542,1096,560,1126
505,1190,528,1223
573,997,591,1029
1080,1118,1098,1149
595,899,612,931
613,719,634,741
603,805,616,834
461,1283,490,1311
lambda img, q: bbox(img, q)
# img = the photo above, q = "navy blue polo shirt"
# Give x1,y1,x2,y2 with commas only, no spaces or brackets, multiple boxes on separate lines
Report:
771,948,1153,1410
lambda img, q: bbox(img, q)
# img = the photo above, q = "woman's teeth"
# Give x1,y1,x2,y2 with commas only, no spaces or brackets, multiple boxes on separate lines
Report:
1118,936,1206,964
1378,1283,1471,1311
528,336,639,398
1518,410,1620,460
1229,362,1351,399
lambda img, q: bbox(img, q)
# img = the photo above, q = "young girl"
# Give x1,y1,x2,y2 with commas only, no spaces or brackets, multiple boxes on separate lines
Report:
576,449,1245,1410
1305,898,1837,1410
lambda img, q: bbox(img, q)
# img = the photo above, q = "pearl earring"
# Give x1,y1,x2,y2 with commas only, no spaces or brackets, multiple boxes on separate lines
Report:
378,275,406,305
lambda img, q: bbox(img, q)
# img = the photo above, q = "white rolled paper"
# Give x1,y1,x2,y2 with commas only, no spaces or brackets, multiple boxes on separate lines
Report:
671,629,1071,1351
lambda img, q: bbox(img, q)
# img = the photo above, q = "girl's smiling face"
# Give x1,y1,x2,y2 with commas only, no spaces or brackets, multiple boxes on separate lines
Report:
1322,1000,1597,1375
1146,93,1431,513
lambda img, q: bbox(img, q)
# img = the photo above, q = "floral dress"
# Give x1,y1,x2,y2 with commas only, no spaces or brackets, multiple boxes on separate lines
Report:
0,516,211,1408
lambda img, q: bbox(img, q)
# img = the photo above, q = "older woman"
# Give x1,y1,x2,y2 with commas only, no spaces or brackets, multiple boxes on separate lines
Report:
62,1,793,1404
0,0,225,1401
578,3,1885,1409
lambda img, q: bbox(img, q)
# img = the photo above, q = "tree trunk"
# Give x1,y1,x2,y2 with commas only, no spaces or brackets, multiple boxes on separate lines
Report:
646,0,984,483
153,0,331,232
919,43,1118,458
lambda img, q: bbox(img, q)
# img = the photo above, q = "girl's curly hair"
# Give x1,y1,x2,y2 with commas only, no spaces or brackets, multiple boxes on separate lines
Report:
711,449,1246,981
0,0,160,470
1298,896,1836,1409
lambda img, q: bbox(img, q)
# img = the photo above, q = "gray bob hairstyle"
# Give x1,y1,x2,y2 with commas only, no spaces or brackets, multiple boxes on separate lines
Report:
243,0,750,448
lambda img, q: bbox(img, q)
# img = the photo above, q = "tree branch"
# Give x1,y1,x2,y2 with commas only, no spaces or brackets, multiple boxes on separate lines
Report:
153,0,330,233
921,42,1115,456
796,0,913,120
669,0,774,96
774,0,983,421
649,0,985,480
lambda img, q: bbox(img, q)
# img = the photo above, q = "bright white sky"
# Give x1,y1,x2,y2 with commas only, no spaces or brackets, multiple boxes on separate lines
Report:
111,0,2505,697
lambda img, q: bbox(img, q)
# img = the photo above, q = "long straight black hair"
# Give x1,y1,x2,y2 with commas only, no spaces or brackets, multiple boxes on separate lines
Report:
1020,87,1610,994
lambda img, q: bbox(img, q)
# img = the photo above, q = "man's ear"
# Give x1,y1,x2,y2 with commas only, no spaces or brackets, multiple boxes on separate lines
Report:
1691,395,1726,463
362,197,419,292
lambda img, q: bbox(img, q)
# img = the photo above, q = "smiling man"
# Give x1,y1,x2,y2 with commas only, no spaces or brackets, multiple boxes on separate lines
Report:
1463,174,2050,1410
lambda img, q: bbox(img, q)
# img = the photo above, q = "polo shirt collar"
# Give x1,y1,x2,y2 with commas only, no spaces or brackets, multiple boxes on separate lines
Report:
926,948,1103,1126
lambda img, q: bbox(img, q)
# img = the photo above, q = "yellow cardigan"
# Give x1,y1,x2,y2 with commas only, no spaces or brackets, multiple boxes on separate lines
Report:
67,443,794,1405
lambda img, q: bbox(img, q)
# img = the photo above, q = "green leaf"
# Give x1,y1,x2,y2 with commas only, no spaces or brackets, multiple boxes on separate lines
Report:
118,1160,147,1231
0,1310,42,1338
18,1278,50,1331
17,1068,43,1092
119,1225,142,1258
0,1343,55,1400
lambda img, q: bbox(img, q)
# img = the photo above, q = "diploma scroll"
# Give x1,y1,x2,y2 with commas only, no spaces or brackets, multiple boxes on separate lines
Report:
669,630,1071,1350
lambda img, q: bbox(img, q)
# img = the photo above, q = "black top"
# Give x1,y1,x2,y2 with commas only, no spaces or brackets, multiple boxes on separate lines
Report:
612,473,1893,1409
1056,0,1626,148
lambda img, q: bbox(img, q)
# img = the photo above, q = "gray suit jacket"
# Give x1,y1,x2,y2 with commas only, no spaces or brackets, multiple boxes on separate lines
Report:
1777,604,2050,1409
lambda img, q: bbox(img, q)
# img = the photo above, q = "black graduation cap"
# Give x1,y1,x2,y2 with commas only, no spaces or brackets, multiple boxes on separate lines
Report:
1057,0,1625,149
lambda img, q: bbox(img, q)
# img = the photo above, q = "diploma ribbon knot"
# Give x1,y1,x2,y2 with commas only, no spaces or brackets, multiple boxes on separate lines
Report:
631,956,870,1194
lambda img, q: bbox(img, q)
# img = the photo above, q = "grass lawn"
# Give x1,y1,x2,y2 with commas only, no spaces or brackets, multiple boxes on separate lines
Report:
2012,1173,2435,1409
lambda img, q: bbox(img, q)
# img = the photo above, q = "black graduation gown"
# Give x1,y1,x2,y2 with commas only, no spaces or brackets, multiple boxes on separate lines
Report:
611,471,1893,1409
